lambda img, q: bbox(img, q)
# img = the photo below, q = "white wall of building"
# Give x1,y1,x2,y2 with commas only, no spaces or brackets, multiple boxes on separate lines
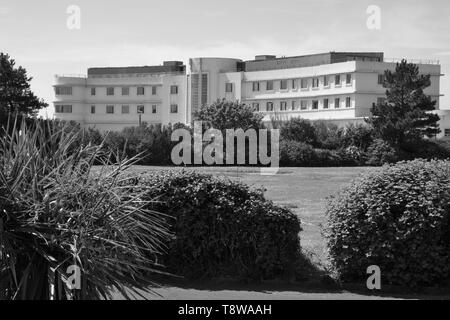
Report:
53,56,444,134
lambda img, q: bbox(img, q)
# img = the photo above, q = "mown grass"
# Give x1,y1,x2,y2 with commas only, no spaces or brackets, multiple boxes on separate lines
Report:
124,166,372,268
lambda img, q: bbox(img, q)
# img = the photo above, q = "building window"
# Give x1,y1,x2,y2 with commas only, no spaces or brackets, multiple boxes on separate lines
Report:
291,101,297,110
54,105,72,113
252,82,260,92
170,104,178,113
120,87,129,96
323,99,329,109
121,105,129,114
152,105,157,114
280,101,287,111
346,74,352,85
55,87,72,95
137,87,145,95
252,102,260,111
291,79,296,89
225,83,233,93
300,78,308,89
266,81,274,91
107,87,114,96
170,85,178,95
137,105,145,114
334,98,340,108
324,76,329,87
91,88,96,96
312,78,319,88
106,105,115,114
378,74,385,85
280,80,288,90
266,102,274,111
312,100,319,110
300,100,308,110
377,97,386,105
445,129,450,137
346,97,351,108
335,75,341,86
152,86,157,95
91,105,96,114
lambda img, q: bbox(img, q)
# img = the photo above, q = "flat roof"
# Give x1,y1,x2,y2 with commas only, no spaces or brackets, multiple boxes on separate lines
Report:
243,52,384,72
88,64,186,76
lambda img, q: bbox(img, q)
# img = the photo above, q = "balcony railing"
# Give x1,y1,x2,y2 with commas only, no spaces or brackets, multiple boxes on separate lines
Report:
55,74,87,78
383,58,440,65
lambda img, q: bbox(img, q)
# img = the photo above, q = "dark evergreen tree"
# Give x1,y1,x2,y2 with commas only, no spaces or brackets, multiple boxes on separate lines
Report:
0,53,48,123
367,60,440,145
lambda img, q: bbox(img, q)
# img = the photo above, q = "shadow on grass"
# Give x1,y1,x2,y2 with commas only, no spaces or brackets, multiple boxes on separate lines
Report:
150,275,450,300
149,253,450,301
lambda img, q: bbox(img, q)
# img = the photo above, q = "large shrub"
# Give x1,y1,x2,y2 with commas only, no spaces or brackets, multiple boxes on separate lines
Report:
136,170,302,280
325,159,450,287
365,139,399,165
280,118,318,146
280,140,316,166
0,120,169,300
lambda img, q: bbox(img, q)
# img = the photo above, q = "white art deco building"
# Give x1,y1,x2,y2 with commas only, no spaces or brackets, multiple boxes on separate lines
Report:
53,52,450,138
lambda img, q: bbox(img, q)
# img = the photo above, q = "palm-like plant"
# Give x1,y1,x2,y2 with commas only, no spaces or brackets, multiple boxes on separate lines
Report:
0,119,170,300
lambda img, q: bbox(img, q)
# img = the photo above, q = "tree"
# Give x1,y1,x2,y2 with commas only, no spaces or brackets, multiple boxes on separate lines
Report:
367,60,440,146
280,118,318,146
0,53,48,120
195,99,263,131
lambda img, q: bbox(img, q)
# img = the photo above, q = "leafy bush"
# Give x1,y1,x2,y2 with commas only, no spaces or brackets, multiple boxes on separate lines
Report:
280,118,318,146
196,99,263,131
336,146,366,166
136,170,302,281
366,139,399,165
280,140,316,166
312,120,344,150
0,119,169,300
325,159,450,287
340,124,373,151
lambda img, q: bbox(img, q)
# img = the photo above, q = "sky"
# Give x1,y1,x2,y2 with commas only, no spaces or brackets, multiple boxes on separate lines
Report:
1,0,450,118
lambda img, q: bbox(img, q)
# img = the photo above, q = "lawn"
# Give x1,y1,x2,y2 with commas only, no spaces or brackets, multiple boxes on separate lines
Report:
114,166,450,300
128,165,372,267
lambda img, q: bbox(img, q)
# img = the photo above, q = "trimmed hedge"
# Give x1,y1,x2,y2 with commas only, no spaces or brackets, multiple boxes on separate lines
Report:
136,170,303,280
325,159,450,287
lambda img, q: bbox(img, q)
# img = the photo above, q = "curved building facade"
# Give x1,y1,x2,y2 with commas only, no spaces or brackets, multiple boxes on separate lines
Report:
53,52,447,136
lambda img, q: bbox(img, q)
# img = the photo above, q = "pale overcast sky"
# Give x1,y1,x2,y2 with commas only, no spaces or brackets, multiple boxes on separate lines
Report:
1,0,449,117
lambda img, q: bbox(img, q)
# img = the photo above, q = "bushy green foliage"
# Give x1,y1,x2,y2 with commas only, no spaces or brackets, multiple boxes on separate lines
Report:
280,118,318,146
280,140,362,167
136,170,303,280
365,139,399,165
280,140,316,166
0,119,170,300
196,99,263,131
312,120,344,150
325,159,450,287
104,124,174,165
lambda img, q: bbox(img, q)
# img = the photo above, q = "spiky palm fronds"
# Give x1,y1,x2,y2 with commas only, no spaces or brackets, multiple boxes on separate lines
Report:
0,119,170,300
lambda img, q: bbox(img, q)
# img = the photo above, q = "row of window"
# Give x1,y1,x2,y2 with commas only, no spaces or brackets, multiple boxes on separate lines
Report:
244,74,353,93
55,85,179,96
444,129,450,137
251,97,352,112
103,104,178,114
55,104,179,114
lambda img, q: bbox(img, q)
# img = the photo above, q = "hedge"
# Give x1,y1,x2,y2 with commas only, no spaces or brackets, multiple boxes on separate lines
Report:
324,159,450,287
134,170,303,281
